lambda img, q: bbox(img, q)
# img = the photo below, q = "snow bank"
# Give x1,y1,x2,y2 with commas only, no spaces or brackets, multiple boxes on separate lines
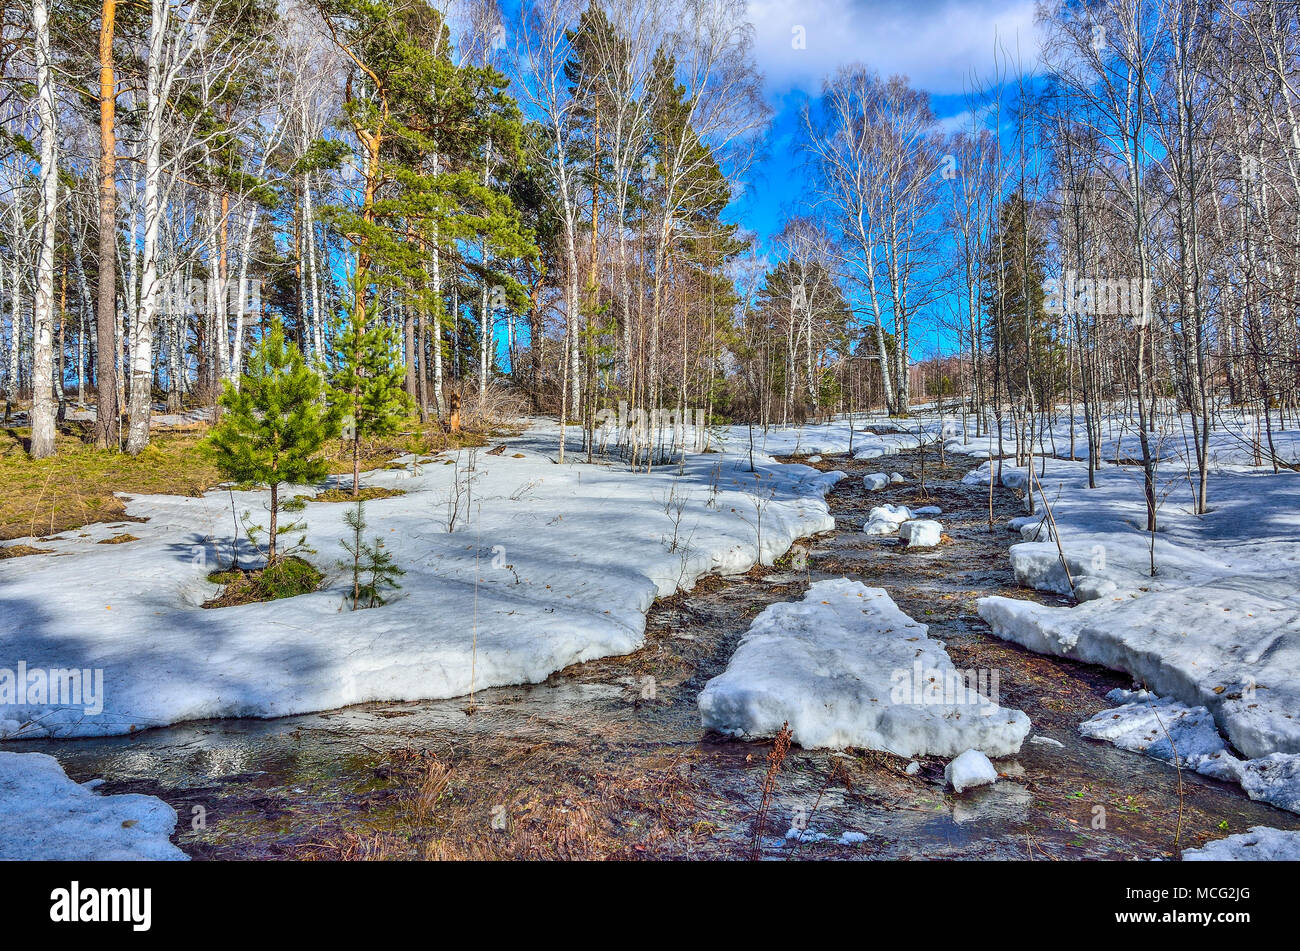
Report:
863,503,915,536
852,431,941,460
943,405,1300,810
698,417,952,461
708,409,1300,472
0,751,185,860
863,473,889,491
981,578,1300,762
1080,689,1231,770
972,451,1300,761
0,421,842,739
1183,827,1300,861
701,414,1300,770
942,407,1300,468
1079,689,1300,814
698,578,1030,756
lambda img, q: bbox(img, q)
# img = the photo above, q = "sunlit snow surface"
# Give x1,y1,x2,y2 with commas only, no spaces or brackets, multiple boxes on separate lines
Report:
970,452,1300,763
698,578,1030,757
4,409,1299,857
941,408,1300,820
713,410,1300,826
1182,826,1300,860
0,420,841,740
0,751,185,860
1080,689,1300,815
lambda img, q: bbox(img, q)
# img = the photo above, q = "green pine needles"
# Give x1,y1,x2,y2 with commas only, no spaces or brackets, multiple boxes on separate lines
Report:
208,320,338,564
339,499,405,609
329,308,412,498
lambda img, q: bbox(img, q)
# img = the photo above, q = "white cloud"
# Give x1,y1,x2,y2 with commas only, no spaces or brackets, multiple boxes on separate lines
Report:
935,100,1002,134
747,0,1042,97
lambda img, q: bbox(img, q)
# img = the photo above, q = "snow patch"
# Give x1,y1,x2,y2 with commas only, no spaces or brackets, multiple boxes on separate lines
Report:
1183,827,1300,861
899,519,942,548
0,421,842,739
1079,689,1300,814
944,749,998,793
0,752,186,860
864,504,914,536
981,580,1300,761
698,578,1030,756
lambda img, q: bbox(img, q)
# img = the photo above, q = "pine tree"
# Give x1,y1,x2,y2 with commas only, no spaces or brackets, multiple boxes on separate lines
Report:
328,309,411,497
315,0,537,426
339,499,404,609
208,321,336,563
981,192,1062,403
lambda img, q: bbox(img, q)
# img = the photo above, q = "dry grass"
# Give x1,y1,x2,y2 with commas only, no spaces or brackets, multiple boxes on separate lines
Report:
0,426,219,540
96,533,139,544
750,723,793,859
310,486,407,503
289,737,700,862
297,832,408,862
451,381,532,433
319,417,491,480
0,543,52,559
410,757,454,825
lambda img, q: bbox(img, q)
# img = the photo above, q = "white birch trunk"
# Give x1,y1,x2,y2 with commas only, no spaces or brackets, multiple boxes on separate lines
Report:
29,0,59,458
125,0,169,454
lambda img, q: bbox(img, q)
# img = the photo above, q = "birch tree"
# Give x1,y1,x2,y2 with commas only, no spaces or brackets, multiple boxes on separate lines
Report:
28,0,59,458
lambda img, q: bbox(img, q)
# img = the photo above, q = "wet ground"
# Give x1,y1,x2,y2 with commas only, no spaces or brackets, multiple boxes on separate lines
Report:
19,443,1300,859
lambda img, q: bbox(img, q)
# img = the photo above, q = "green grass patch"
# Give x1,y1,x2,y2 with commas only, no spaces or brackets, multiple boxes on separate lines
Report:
312,486,407,503
203,556,324,608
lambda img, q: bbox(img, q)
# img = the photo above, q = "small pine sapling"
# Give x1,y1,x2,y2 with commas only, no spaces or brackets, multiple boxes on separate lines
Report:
208,321,337,564
328,310,412,498
339,499,405,609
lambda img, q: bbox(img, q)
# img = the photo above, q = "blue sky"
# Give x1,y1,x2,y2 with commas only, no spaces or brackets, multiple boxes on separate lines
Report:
733,0,1041,250
727,0,1043,356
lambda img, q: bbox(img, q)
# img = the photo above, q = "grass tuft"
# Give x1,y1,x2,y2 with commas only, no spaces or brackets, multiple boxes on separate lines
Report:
0,544,52,559
202,556,323,608
312,486,406,503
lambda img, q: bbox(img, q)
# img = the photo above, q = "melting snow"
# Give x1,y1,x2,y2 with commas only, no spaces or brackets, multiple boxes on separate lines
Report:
698,578,1030,756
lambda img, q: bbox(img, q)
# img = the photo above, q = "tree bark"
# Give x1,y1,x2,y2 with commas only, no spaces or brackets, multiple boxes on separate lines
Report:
94,0,120,448
29,0,59,459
